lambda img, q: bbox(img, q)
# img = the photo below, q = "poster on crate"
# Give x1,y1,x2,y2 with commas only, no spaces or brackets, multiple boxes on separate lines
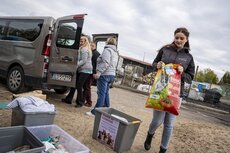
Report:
97,114,120,149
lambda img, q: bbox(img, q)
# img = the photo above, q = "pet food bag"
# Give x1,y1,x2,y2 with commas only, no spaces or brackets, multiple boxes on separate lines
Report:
145,63,181,115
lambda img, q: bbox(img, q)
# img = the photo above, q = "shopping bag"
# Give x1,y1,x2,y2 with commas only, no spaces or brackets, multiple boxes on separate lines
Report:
145,63,181,115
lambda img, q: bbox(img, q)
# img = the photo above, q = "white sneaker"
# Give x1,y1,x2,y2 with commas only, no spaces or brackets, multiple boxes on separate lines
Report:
86,111,94,117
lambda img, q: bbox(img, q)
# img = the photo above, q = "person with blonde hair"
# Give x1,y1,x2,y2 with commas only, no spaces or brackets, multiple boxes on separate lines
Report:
86,37,119,116
62,36,93,107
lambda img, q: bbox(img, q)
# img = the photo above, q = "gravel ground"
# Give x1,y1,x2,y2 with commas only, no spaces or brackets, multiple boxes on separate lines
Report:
0,85,230,153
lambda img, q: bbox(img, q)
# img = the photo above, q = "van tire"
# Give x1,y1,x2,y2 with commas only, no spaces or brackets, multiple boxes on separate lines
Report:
54,88,69,94
7,66,25,93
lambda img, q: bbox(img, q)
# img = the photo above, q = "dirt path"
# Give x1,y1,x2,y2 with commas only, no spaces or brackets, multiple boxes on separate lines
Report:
0,85,230,153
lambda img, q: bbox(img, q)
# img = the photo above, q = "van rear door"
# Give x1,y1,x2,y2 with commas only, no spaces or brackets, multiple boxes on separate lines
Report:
92,33,119,54
47,14,85,87
92,33,120,88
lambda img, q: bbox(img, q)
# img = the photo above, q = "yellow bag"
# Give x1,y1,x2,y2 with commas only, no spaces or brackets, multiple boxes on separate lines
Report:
145,63,181,115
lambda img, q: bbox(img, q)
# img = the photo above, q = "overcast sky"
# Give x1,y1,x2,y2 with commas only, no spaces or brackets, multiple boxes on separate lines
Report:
1,0,229,79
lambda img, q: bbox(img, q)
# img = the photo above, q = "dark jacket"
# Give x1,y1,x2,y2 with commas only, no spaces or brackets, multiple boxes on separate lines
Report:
152,45,195,95
92,49,100,74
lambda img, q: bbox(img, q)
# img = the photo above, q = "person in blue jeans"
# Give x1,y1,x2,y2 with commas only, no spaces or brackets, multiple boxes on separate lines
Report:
144,27,195,153
86,37,118,116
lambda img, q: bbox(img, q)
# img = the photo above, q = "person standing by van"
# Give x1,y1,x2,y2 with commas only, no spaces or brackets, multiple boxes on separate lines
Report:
86,37,118,116
83,42,100,107
144,27,195,153
62,36,92,107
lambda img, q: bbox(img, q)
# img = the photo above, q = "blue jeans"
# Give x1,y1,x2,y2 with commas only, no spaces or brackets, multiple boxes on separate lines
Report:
91,75,115,115
148,110,176,150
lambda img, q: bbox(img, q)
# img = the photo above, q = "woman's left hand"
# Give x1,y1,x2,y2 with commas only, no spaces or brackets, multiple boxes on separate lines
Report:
178,65,184,74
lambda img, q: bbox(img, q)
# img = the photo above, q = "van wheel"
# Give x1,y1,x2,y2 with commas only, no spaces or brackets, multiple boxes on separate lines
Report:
7,66,25,93
54,88,69,94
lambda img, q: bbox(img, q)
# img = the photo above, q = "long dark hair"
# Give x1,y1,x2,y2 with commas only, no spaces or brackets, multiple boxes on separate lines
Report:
158,27,191,52
174,27,190,50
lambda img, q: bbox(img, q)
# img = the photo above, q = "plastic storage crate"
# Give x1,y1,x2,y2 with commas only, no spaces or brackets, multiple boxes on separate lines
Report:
92,107,141,153
0,126,45,153
11,107,55,126
27,124,90,153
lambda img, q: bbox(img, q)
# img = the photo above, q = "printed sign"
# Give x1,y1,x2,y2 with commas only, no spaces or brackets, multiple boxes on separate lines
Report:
97,114,120,149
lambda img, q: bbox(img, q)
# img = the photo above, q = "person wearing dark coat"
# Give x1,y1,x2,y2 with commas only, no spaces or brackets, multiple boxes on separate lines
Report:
144,27,195,153
83,42,100,107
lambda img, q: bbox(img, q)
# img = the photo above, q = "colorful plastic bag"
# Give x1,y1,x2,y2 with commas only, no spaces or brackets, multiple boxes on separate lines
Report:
145,63,181,115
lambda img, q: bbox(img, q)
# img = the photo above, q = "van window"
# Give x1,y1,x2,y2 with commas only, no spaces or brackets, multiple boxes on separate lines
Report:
56,22,77,47
97,41,106,54
6,20,43,41
0,20,7,39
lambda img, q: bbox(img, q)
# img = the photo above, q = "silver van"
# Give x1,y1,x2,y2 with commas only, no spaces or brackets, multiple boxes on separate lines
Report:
0,14,119,94
0,14,86,93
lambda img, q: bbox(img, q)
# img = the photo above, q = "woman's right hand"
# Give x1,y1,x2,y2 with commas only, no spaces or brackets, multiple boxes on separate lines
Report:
93,72,101,80
157,61,164,69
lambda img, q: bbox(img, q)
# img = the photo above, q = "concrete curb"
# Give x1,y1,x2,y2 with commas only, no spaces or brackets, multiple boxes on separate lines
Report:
113,85,230,114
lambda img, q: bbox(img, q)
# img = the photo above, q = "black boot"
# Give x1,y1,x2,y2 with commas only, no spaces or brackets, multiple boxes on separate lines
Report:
159,146,167,153
144,132,154,150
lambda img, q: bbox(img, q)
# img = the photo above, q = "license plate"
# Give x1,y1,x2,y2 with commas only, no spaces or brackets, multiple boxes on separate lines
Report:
51,74,72,82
